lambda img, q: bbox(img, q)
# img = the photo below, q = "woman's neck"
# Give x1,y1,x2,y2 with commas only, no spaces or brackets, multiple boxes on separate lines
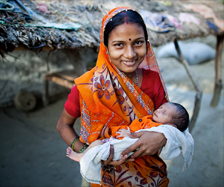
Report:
124,71,136,80
122,69,140,87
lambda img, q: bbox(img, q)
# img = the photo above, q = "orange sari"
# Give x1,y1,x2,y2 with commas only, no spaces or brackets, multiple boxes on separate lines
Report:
108,115,163,139
75,7,169,187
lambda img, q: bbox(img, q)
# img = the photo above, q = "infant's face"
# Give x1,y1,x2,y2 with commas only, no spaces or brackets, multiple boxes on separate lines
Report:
152,103,177,124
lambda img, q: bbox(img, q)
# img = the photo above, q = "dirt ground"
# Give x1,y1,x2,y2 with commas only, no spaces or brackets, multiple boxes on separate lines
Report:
0,36,223,187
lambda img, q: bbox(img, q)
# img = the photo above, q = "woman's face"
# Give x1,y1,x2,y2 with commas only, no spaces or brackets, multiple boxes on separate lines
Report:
107,23,147,75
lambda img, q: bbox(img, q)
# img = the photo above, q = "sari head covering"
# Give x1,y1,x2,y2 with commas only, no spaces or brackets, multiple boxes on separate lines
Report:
75,6,168,144
75,7,169,187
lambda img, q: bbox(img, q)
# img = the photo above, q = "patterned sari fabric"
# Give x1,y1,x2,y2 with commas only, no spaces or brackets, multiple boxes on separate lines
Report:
75,7,169,187
108,115,163,139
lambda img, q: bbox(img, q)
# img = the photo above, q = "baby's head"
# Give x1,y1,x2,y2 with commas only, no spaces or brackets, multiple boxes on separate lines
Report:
153,102,189,132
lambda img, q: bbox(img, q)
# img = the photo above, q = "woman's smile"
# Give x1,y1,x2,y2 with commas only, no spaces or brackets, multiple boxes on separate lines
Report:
122,59,137,66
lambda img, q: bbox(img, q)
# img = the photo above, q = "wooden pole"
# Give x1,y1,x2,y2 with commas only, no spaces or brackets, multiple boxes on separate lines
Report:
174,39,203,132
210,35,223,107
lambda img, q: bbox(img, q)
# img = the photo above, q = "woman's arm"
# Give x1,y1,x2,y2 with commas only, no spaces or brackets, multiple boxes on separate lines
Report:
102,131,166,166
56,109,85,152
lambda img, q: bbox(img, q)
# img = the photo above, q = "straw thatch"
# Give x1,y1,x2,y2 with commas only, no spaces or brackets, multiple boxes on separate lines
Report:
0,0,224,57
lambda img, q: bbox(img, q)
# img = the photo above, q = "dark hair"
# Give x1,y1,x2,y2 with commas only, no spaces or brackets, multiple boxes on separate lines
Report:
104,10,148,47
171,102,189,132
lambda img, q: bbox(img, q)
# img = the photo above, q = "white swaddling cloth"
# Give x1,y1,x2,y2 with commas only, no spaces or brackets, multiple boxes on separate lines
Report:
79,125,194,184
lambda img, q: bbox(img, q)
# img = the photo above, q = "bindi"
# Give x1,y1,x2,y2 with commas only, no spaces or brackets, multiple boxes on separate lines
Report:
129,38,131,41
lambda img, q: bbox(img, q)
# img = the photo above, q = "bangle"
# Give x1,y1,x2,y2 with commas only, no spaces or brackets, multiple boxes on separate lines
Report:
71,137,79,151
79,144,88,153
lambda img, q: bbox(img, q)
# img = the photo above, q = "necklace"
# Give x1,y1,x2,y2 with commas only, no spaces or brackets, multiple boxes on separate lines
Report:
135,70,138,86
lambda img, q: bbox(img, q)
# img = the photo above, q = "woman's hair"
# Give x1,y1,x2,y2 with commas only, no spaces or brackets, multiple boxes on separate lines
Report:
171,102,189,132
104,10,148,47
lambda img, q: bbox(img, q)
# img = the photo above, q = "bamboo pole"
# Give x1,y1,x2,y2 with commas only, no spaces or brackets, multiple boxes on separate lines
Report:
174,39,203,132
210,35,223,107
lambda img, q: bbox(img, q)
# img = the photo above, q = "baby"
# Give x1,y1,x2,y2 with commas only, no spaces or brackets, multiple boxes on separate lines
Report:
66,102,189,162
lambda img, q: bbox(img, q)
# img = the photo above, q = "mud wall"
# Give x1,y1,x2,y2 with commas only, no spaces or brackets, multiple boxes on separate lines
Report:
0,48,97,107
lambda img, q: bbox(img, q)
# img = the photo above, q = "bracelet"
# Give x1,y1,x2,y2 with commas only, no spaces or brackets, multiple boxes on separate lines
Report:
71,137,79,151
79,144,88,153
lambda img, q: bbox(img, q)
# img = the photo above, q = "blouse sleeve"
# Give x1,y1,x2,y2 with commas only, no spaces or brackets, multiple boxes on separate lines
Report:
64,85,81,118
153,81,167,110
141,69,167,110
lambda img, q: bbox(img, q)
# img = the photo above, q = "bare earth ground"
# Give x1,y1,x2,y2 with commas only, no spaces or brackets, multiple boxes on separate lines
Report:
0,36,223,187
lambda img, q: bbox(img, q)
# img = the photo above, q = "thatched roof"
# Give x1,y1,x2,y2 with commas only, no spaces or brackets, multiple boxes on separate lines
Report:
0,0,224,56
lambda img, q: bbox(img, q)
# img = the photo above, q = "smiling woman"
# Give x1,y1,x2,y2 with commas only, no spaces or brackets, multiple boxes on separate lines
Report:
57,7,172,187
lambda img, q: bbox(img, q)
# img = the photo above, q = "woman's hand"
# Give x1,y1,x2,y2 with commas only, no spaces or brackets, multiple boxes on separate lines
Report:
121,131,167,159
101,131,166,166
101,145,134,166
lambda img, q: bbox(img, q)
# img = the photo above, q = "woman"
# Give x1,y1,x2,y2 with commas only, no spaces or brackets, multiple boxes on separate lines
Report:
57,7,169,186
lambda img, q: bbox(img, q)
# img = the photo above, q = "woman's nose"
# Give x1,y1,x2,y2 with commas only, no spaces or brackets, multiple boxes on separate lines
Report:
124,46,136,58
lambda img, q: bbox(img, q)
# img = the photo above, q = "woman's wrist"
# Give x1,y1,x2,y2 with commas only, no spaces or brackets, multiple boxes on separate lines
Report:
71,137,79,151
79,144,88,153
71,139,87,152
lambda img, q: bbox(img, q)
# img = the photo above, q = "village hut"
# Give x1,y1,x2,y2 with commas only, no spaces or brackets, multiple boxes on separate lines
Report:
1,0,223,51
0,0,224,131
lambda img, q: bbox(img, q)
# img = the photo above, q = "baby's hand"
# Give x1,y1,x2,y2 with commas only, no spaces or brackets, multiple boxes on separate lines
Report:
116,127,131,138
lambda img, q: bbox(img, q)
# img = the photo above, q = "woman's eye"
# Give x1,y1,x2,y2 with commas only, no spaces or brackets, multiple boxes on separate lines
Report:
115,43,123,47
135,41,143,46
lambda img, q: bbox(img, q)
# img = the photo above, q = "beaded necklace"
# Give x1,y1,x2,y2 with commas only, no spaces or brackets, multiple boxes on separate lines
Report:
135,70,138,86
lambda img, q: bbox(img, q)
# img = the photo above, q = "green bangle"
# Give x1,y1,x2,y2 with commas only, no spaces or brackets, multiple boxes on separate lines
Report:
79,144,88,153
71,137,79,151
